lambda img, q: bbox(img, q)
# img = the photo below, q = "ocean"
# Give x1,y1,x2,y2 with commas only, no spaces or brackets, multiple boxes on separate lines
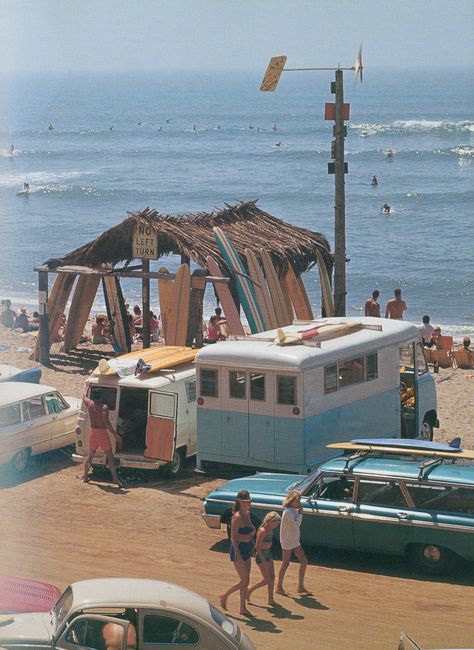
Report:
0,68,473,338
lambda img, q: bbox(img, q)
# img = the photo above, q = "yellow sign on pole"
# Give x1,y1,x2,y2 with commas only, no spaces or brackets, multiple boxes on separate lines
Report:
260,56,287,92
133,224,158,260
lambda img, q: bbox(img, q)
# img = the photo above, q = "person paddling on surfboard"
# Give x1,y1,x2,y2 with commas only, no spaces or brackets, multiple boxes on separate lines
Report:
381,203,391,214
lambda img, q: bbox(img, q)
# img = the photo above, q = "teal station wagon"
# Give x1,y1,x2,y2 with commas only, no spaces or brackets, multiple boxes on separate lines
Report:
202,439,474,575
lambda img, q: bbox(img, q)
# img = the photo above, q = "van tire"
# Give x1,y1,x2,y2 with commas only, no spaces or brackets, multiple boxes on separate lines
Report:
11,448,30,473
410,543,456,575
164,449,185,477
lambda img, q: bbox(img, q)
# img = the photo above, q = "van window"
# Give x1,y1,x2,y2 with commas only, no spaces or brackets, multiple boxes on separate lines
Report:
399,344,414,370
90,386,117,411
250,373,265,401
415,342,428,375
150,393,175,418
0,403,21,427
185,379,196,403
338,357,364,388
405,483,474,514
22,396,46,420
200,369,218,398
229,371,246,399
324,364,338,394
277,376,296,405
366,352,378,381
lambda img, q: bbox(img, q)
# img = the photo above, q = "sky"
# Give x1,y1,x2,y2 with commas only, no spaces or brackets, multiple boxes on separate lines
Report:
1,0,473,73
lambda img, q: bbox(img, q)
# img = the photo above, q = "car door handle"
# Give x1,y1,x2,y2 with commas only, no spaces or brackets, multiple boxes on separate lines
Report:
337,505,351,513
397,512,409,520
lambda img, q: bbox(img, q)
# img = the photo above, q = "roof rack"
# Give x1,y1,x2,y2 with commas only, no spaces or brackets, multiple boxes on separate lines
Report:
417,457,445,481
343,450,369,473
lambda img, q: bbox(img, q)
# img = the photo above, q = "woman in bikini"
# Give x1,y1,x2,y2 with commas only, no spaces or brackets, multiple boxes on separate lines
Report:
219,489,255,616
247,511,281,606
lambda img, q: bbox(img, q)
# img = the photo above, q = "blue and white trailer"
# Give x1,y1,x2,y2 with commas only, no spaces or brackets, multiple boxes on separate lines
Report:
195,317,438,474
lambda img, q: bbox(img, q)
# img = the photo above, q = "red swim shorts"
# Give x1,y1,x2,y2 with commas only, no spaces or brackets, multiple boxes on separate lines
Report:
89,427,112,452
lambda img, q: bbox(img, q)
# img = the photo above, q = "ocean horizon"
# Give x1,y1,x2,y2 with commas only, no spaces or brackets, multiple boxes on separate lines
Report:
0,68,473,338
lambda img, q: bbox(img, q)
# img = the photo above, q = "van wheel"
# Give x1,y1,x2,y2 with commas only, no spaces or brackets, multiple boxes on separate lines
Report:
11,448,30,473
164,449,184,477
420,420,433,441
410,543,455,575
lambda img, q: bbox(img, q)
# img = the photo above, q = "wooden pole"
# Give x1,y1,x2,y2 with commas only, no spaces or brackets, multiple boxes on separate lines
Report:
38,267,50,366
142,259,150,348
333,69,346,316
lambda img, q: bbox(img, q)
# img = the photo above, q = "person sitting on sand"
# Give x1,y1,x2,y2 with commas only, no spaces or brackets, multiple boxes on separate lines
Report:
431,326,443,350
1,300,16,328
463,336,471,350
385,288,407,320
92,315,108,344
12,307,31,332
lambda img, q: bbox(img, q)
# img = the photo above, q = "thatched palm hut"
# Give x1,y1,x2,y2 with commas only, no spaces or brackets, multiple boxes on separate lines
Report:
46,201,332,275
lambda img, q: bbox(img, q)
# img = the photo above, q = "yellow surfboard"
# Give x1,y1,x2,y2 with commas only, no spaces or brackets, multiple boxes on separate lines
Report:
94,345,197,376
327,441,474,461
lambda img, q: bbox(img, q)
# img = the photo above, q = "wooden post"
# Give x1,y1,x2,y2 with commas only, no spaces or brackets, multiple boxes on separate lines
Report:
38,267,50,366
333,69,346,316
142,259,150,348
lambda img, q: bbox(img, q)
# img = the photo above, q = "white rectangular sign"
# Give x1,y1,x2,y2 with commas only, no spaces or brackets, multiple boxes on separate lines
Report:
133,224,158,260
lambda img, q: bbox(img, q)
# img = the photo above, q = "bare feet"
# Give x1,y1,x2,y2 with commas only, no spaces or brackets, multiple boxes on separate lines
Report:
82,475,90,483
297,587,312,595
268,599,277,606
219,595,227,611
240,608,252,617
276,587,287,596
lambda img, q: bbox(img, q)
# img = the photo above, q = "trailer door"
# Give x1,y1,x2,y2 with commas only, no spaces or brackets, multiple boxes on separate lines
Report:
145,391,177,461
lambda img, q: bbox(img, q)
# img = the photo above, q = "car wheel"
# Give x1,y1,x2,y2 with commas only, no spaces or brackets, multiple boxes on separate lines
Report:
411,543,456,575
164,449,184,477
420,420,433,441
11,448,31,472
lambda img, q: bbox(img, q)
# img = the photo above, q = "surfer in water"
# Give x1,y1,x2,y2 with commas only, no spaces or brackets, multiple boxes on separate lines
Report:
9,144,14,156
272,123,277,131
48,123,54,131
275,141,283,147
381,203,391,214
386,148,394,157
371,175,378,186
22,182,30,193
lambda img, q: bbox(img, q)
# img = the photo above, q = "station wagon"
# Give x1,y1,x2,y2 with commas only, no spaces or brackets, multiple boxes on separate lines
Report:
202,440,474,574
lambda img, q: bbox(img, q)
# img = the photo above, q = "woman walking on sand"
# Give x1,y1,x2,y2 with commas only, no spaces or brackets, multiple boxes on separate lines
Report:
247,511,281,607
277,490,309,595
219,490,255,616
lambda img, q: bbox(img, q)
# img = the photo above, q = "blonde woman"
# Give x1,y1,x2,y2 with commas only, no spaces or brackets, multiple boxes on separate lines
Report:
219,490,255,616
277,490,309,595
247,511,281,606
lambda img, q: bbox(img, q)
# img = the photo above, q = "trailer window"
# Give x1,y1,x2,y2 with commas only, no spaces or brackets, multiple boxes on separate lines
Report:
324,364,338,394
366,352,378,381
277,376,296,405
229,371,246,399
200,369,218,398
338,357,364,388
250,373,265,401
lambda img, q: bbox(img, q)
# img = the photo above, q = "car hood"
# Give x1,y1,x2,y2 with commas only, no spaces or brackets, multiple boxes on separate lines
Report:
208,472,304,500
0,612,51,645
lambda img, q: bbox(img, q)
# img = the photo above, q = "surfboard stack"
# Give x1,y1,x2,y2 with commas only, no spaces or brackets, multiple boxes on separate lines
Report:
211,227,314,335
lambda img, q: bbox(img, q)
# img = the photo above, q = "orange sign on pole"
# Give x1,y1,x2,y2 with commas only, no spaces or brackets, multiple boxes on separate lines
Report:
324,103,350,121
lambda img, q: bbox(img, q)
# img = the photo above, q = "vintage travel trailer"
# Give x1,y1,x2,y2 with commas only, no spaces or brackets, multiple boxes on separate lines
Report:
73,349,197,475
195,318,438,474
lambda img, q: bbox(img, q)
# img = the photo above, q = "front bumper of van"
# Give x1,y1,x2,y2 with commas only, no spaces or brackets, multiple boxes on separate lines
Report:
71,453,164,470
201,512,222,529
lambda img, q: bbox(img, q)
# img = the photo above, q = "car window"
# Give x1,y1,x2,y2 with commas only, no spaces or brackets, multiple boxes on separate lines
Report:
0,403,21,427
45,392,69,414
22,396,47,420
143,614,199,645
357,479,407,507
311,474,355,501
64,619,108,649
405,483,474,514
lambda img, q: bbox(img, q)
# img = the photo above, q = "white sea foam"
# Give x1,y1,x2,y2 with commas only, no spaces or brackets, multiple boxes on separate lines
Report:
351,120,474,134
0,170,93,189
452,145,474,157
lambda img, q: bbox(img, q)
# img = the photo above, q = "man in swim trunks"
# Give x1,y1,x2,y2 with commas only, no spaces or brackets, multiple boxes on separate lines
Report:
82,387,122,487
364,290,381,317
385,288,407,320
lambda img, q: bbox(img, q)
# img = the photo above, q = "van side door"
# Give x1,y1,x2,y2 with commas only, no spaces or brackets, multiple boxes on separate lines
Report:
145,391,177,462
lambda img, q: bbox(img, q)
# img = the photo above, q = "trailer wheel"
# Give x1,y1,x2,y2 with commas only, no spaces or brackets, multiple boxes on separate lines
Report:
420,420,433,441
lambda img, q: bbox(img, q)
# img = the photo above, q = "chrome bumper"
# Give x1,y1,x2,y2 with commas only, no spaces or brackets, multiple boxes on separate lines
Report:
201,512,222,529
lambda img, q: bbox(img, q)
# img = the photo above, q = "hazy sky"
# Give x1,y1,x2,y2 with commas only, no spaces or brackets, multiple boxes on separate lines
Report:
1,0,473,73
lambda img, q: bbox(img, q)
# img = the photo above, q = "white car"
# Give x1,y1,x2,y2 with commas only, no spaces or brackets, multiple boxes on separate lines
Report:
0,578,256,650
0,383,81,472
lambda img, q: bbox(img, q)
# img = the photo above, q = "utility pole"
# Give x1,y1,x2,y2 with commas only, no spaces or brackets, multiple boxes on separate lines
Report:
260,50,363,317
